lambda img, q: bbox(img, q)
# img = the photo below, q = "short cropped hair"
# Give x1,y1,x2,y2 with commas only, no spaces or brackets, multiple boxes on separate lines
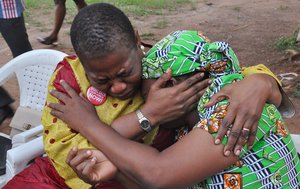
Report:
71,3,136,61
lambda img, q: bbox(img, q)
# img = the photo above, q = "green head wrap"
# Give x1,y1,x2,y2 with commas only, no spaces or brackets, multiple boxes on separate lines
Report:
142,30,240,79
142,30,243,121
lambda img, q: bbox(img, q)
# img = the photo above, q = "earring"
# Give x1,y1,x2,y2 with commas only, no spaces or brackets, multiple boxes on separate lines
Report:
140,45,145,55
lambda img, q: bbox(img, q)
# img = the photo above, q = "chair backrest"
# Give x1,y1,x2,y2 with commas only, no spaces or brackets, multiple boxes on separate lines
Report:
0,49,67,111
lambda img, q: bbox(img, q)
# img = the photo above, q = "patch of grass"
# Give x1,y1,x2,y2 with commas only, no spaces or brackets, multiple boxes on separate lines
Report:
117,0,191,9
26,0,53,12
190,1,197,11
274,30,300,52
278,5,289,10
24,0,54,26
153,18,169,29
232,6,241,12
25,0,192,18
140,32,155,40
64,31,71,36
121,5,161,16
24,0,193,34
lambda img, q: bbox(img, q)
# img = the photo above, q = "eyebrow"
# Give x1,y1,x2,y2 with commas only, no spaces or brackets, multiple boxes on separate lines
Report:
117,68,126,75
117,56,135,76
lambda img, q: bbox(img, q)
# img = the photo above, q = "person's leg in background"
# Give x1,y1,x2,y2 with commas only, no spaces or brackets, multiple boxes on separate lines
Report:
0,0,33,177
0,13,32,124
0,14,32,58
0,88,14,125
37,0,66,45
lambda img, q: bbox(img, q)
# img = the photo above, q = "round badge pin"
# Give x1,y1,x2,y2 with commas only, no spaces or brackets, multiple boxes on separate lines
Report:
86,86,107,105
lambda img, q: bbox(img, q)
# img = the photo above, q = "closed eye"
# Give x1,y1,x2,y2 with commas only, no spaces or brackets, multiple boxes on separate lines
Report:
119,67,133,78
95,79,108,84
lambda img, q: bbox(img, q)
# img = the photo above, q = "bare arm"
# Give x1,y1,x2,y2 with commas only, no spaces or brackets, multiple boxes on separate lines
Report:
54,78,237,188
70,115,237,189
49,71,210,139
50,76,237,188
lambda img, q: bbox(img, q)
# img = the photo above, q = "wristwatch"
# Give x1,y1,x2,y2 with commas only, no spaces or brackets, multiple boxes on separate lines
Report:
136,109,152,132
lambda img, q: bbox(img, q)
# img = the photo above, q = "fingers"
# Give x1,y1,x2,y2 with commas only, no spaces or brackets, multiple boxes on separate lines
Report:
48,102,65,120
184,78,211,97
184,95,200,112
79,92,90,103
82,157,97,176
233,121,252,156
215,107,235,145
177,73,206,92
50,89,70,104
205,92,228,108
48,102,65,113
224,130,239,156
68,149,92,170
66,147,78,164
50,109,63,119
60,80,78,98
247,124,258,150
151,68,172,89
179,78,211,106
181,79,211,111
223,114,246,157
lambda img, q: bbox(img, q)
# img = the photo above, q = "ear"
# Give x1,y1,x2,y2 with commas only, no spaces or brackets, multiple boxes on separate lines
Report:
135,30,142,46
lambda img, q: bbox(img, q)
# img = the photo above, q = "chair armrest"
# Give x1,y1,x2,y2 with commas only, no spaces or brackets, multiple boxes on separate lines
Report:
5,136,44,182
11,125,43,148
0,174,6,188
0,63,14,86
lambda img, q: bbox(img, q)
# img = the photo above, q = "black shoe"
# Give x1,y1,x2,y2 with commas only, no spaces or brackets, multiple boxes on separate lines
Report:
0,105,14,125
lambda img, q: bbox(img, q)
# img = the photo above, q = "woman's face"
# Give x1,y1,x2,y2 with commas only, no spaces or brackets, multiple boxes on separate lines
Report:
82,47,144,100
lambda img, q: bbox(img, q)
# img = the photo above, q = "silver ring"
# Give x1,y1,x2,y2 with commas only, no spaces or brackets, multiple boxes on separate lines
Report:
242,128,250,132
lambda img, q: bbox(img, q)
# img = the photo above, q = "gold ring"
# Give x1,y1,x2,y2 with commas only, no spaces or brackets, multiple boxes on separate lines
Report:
242,128,250,132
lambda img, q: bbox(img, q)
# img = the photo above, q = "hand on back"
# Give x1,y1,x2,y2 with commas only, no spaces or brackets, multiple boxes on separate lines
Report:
48,80,98,132
205,74,281,156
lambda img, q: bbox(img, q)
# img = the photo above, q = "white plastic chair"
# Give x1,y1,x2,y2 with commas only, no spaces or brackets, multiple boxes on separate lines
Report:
5,127,44,183
0,49,67,188
0,49,67,136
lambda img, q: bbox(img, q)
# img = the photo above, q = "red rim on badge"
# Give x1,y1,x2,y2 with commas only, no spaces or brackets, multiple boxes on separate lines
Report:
86,86,107,105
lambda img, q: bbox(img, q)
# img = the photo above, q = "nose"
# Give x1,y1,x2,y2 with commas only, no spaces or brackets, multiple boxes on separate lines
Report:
110,80,127,94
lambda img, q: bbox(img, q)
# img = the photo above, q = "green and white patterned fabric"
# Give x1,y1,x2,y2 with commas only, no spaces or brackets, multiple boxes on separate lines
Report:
142,30,300,189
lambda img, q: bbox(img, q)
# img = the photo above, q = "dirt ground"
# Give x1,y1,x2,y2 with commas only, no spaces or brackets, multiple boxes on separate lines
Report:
0,0,299,134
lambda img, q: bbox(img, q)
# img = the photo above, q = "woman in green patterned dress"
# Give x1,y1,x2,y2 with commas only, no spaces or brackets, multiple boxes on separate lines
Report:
140,30,300,188
60,30,300,189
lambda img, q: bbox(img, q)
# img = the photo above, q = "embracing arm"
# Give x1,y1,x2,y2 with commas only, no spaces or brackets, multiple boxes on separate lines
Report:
56,74,237,188
242,64,282,106
206,64,282,156
77,118,237,189
50,71,210,139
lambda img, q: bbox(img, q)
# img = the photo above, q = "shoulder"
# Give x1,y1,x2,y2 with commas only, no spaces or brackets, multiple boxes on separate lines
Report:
51,55,81,94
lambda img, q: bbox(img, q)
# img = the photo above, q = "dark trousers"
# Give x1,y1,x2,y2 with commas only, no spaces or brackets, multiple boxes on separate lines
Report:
0,14,32,58
0,14,32,107
0,88,14,108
